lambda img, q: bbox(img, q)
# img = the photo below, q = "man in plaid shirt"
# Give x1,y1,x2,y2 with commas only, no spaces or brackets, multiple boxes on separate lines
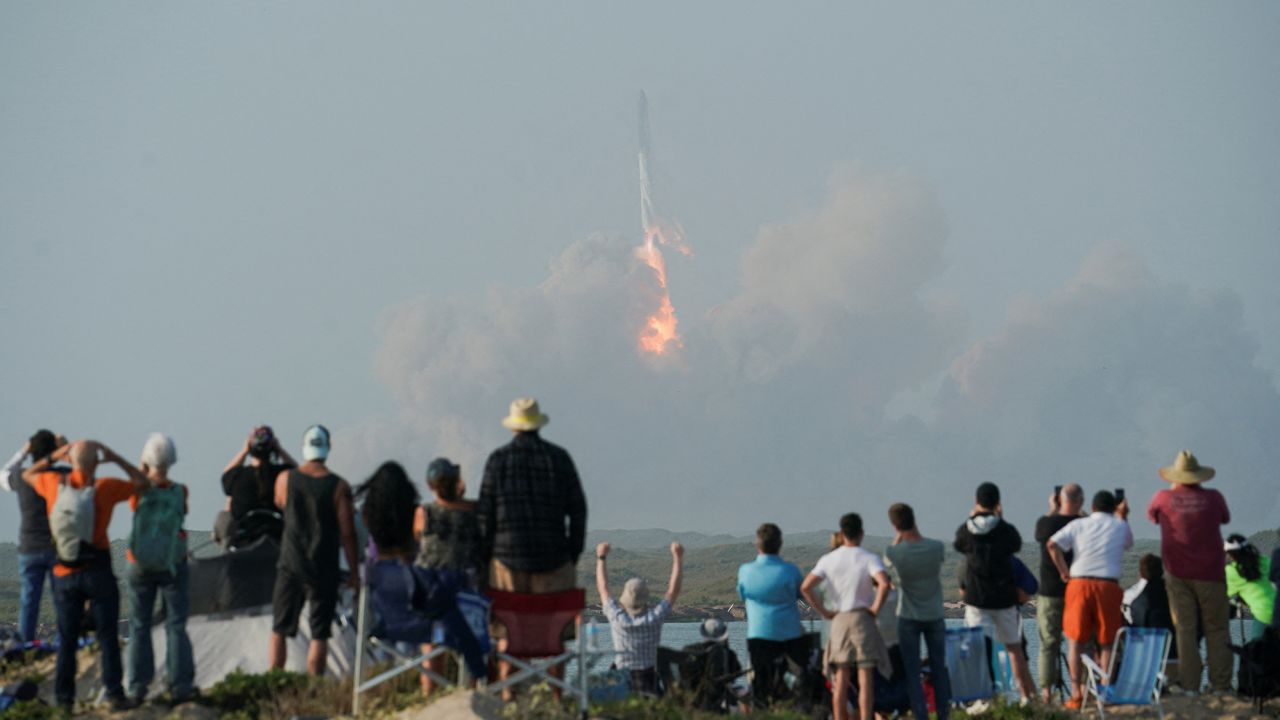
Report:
479,398,588,697
595,540,685,695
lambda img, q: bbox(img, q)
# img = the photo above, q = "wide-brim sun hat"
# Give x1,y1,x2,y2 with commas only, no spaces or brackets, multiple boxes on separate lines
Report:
1158,449,1215,485
501,397,549,431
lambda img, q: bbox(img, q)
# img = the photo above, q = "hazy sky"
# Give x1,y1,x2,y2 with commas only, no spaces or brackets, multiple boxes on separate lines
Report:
3,3,1278,541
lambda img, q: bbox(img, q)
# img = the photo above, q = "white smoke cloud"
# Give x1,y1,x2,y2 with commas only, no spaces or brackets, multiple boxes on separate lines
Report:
339,171,1280,538
933,242,1280,532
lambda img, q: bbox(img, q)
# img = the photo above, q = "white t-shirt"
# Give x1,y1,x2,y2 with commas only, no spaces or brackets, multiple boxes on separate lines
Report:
1049,511,1133,580
810,545,886,612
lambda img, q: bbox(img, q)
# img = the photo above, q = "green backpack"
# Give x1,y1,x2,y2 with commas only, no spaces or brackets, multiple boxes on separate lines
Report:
130,484,186,574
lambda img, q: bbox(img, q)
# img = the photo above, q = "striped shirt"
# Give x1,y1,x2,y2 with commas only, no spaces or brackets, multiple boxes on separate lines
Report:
604,598,672,670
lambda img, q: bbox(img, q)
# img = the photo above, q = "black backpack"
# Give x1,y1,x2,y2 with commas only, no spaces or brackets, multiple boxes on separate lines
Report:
1236,627,1280,708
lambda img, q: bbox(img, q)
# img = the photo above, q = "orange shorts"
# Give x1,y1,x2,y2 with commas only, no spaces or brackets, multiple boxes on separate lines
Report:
1063,578,1124,645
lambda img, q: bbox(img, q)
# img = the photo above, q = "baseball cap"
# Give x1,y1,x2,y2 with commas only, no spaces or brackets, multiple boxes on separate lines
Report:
426,457,460,483
302,425,330,461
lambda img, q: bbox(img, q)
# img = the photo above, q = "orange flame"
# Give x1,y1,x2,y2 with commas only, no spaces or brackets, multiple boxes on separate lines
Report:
636,225,685,355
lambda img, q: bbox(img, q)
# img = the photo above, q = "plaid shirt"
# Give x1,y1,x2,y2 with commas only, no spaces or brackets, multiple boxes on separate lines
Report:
604,598,672,670
477,431,587,573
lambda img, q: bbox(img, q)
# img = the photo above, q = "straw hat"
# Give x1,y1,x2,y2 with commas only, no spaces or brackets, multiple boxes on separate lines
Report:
1158,450,1215,485
501,397,549,431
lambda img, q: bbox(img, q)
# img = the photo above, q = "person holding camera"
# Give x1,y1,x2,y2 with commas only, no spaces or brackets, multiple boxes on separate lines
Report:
217,425,296,547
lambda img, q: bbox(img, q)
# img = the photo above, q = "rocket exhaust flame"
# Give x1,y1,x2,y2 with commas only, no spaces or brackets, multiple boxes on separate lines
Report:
636,91,688,356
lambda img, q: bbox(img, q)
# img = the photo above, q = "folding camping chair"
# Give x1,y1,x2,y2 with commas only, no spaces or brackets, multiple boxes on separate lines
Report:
482,588,609,716
1081,626,1171,720
945,626,994,704
351,562,490,716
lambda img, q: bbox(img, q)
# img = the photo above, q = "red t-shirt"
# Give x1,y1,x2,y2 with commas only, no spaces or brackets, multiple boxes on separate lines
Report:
1147,484,1230,582
31,470,137,577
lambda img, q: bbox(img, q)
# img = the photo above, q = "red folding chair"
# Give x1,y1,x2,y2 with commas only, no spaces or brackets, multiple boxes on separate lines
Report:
484,588,608,714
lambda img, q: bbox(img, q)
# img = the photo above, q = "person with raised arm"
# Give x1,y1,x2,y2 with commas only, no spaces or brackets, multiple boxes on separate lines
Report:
217,425,295,547
1,429,67,643
595,541,683,696
22,439,148,713
954,482,1037,704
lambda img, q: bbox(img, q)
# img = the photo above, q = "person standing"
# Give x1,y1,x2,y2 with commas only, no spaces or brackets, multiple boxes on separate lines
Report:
218,425,295,547
953,482,1036,703
269,425,360,676
1,430,66,643
23,440,147,712
801,513,892,720
1146,450,1231,694
1033,483,1083,702
885,503,951,720
124,433,195,705
595,541,683,695
736,522,806,708
1047,490,1133,710
478,398,587,693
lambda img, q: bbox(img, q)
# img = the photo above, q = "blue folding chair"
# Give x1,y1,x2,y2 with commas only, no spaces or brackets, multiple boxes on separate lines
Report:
351,560,490,716
1081,626,1171,719
945,626,994,703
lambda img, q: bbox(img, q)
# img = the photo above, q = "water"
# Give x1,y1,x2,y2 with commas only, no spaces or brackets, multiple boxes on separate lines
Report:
575,617,1252,692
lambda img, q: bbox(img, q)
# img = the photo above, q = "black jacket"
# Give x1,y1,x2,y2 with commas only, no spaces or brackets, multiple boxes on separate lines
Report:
954,512,1022,609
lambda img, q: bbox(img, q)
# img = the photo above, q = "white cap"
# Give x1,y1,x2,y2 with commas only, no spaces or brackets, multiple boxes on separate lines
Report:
302,425,330,461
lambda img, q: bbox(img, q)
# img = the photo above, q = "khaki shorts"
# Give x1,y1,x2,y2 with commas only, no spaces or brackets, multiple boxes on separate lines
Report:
825,610,891,678
488,559,578,641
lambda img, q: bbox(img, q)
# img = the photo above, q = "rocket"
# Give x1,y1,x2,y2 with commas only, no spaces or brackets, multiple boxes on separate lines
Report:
638,90,657,236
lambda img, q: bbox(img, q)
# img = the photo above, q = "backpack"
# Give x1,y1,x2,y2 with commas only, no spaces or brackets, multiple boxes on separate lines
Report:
130,484,186,574
1237,627,1280,701
50,476,96,565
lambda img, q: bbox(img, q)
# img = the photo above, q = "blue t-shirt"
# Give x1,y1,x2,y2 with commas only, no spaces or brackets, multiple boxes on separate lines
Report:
737,554,804,641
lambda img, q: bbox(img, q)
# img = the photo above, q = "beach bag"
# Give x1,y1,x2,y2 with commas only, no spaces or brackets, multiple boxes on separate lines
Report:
50,477,95,565
1237,628,1280,700
130,484,186,574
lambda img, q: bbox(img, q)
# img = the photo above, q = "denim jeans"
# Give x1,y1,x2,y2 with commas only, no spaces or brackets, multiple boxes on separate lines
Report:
125,562,194,700
52,562,123,705
898,617,950,720
17,551,56,643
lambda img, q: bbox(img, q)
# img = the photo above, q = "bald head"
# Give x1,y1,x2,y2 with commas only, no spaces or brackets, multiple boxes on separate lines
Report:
67,441,99,476
1058,483,1084,515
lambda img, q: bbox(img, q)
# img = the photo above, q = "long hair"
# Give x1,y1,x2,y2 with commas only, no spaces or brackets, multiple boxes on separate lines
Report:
1226,534,1262,582
356,461,420,554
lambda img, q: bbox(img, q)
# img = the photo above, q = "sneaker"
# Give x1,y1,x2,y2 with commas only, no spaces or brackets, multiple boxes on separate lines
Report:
1064,696,1083,710
165,689,200,707
104,695,139,712
967,699,992,714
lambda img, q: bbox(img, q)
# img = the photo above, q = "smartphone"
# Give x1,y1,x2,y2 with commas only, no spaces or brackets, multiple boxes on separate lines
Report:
1114,487,1125,503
